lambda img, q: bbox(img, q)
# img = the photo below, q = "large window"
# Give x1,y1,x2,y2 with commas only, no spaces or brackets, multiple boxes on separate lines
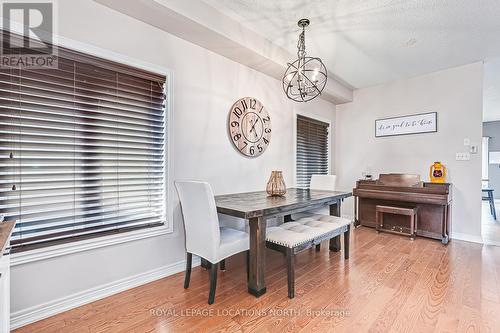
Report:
296,114,330,188
0,32,167,251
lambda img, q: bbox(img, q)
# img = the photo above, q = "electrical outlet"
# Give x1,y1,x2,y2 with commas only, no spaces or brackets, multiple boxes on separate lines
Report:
470,145,478,154
456,152,471,161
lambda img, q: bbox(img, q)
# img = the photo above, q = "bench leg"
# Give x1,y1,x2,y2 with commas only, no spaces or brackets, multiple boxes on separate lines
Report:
315,244,321,252
286,248,295,299
410,214,415,241
344,225,350,260
329,235,341,252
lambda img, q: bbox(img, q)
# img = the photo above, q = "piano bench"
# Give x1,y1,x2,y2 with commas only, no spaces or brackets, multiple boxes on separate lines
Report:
375,205,418,240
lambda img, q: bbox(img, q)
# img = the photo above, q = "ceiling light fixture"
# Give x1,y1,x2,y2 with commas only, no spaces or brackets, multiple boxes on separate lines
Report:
282,19,327,102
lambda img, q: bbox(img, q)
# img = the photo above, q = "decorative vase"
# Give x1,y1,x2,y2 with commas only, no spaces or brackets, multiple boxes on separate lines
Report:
266,171,286,196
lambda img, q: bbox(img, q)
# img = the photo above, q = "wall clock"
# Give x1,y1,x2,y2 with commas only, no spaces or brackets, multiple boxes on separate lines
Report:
228,97,271,157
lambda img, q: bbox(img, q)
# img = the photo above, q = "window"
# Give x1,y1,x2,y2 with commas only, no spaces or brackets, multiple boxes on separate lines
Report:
296,114,330,188
1,32,167,251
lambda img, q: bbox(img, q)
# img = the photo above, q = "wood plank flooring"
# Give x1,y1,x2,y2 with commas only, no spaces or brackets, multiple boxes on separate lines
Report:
14,227,500,333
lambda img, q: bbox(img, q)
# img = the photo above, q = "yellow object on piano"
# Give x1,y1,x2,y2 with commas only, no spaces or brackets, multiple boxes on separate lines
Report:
430,162,446,183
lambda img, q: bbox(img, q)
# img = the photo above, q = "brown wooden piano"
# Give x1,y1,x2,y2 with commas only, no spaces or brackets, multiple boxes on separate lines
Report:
353,173,452,244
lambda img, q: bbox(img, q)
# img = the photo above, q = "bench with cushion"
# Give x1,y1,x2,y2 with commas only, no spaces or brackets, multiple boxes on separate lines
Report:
266,215,351,298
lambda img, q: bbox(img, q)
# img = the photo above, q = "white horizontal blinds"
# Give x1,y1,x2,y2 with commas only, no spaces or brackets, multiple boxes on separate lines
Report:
0,33,167,249
296,115,329,188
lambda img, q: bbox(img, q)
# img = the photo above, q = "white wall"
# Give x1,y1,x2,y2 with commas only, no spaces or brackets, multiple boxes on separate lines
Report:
336,62,484,241
9,0,336,326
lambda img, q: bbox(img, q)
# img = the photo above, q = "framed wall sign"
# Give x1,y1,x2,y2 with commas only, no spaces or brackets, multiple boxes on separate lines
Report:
375,112,437,138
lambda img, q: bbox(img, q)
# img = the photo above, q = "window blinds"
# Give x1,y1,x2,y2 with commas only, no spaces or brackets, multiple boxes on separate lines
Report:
0,32,167,250
296,115,329,188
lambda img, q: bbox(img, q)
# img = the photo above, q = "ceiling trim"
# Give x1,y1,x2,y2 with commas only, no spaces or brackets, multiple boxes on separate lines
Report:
94,0,353,104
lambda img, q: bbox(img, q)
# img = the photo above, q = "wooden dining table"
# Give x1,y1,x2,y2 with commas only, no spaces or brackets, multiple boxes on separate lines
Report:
213,188,352,297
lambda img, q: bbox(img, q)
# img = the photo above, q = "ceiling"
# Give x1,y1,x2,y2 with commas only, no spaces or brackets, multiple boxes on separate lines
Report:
484,58,500,123
203,0,500,89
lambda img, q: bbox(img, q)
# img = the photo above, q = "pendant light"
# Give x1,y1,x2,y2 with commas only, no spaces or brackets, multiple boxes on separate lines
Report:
282,19,327,102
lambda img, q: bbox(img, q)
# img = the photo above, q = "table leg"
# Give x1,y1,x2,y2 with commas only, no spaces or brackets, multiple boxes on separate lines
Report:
344,224,350,259
354,196,360,227
329,201,341,252
248,216,267,297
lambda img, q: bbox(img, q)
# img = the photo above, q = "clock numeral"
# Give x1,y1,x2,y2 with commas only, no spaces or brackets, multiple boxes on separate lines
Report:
259,106,263,113
264,128,271,134
233,133,241,141
250,99,257,109
263,137,269,145
240,141,248,150
249,146,255,155
230,121,239,127
241,99,248,110
232,107,243,119
262,115,270,123
257,143,263,153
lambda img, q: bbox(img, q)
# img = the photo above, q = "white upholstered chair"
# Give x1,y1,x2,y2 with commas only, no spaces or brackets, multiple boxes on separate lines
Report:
292,174,337,219
175,180,250,304
291,174,351,252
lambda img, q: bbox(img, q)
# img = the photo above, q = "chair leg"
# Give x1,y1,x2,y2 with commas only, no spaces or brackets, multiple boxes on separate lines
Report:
184,253,192,289
220,259,226,271
286,248,295,299
246,250,250,282
315,244,321,252
490,192,497,220
208,262,218,305
344,226,350,260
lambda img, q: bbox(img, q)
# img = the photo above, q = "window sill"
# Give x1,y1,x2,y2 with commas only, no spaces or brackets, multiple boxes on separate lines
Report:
10,224,172,266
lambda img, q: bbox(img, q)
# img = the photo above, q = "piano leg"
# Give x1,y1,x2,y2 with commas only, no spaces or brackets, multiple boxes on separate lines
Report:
329,201,341,252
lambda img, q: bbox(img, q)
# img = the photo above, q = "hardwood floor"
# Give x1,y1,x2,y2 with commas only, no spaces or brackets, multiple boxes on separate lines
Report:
14,227,500,333
482,200,500,245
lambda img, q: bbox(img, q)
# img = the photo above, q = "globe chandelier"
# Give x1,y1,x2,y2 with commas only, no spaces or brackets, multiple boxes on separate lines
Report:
282,19,327,102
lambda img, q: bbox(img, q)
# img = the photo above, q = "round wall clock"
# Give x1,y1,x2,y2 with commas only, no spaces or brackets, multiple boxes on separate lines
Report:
228,97,271,157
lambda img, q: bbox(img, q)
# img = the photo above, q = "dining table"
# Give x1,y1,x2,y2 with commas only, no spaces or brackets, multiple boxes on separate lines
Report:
212,188,352,297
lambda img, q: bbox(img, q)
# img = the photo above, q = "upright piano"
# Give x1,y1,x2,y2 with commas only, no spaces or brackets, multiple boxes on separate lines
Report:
353,173,452,244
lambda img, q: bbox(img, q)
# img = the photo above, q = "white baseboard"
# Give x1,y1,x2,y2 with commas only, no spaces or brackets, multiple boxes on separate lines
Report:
451,232,483,244
482,238,500,247
10,257,200,330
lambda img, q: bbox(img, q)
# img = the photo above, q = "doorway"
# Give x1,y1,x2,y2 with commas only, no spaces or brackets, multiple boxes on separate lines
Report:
482,59,500,245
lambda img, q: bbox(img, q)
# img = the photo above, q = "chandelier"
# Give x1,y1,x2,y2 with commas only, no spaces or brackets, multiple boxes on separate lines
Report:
282,19,327,102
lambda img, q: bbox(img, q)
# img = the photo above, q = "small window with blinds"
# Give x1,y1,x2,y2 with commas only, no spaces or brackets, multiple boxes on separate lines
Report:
296,115,329,188
0,31,167,251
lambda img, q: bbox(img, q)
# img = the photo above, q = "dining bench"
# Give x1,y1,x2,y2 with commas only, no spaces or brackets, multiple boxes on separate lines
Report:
266,215,351,298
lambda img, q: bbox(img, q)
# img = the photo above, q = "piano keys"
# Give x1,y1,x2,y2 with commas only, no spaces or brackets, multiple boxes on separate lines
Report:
353,173,452,244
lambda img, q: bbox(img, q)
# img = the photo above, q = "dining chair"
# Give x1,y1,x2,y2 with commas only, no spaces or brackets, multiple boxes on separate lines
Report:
175,180,250,304
292,174,337,219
